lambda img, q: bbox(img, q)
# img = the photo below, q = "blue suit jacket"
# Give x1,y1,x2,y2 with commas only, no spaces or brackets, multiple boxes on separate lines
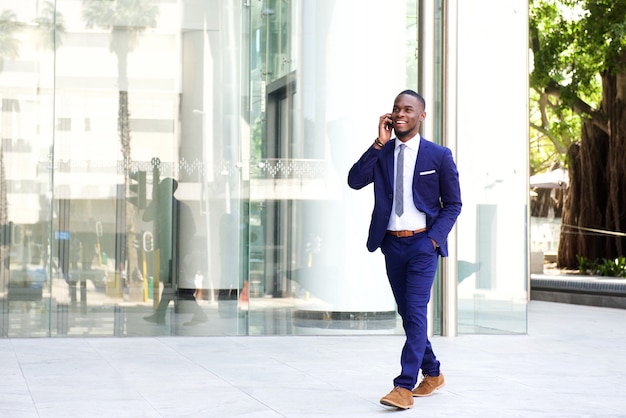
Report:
348,137,462,256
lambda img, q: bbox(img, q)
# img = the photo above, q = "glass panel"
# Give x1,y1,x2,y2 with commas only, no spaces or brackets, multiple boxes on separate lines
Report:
246,0,415,335
406,0,418,92
1,1,56,337
1,0,527,338
0,0,253,337
50,0,190,336
454,1,528,334
431,0,444,336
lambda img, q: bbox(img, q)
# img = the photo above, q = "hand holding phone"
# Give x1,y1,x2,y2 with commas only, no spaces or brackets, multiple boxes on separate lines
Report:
378,113,393,145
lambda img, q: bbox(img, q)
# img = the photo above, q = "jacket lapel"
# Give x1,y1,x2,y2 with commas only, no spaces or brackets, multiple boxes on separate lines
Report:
412,138,433,209
384,139,396,191
414,137,431,181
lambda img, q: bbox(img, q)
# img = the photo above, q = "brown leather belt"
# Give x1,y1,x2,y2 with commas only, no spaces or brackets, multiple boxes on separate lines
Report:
386,228,427,237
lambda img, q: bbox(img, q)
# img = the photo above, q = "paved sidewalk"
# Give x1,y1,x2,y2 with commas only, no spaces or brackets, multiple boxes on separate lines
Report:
1,301,625,417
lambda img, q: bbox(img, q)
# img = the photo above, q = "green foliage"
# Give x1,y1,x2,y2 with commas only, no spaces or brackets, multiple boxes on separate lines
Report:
33,1,66,50
528,0,626,173
0,10,20,60
529,89,580,173
82,0,159,52
576,255,626,278
530,0,625,101
82,0,159,29
250,115,263,162
1,4,65,59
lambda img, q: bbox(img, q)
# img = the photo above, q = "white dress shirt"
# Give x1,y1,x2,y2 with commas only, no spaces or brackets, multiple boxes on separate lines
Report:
387,134,427,231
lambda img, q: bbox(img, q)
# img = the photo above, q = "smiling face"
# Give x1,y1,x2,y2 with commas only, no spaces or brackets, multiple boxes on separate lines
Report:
391,93,426,142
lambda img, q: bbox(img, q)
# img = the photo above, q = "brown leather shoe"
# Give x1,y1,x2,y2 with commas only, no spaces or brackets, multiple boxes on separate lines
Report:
380,386,414,409
412,373,445,397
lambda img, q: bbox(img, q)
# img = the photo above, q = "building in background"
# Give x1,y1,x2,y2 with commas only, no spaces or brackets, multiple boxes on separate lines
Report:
0,0,528,337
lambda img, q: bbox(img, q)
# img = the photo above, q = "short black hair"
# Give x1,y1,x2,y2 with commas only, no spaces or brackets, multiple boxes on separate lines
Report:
397,89,426,110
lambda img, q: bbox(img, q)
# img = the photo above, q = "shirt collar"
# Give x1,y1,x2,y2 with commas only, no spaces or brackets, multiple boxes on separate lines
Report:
395,134,421,152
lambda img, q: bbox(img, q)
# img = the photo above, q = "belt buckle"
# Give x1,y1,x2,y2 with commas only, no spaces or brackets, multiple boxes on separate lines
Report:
398,230,412,237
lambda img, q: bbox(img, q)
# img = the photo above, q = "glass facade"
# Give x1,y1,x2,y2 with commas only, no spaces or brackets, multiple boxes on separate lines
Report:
0,0,528,337
453,1,529,334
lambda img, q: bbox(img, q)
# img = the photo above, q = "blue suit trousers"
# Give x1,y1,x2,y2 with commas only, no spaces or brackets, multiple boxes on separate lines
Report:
381,231,441,389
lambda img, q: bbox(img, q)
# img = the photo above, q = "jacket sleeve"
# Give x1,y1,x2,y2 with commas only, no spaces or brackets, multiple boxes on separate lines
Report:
347,145,381,190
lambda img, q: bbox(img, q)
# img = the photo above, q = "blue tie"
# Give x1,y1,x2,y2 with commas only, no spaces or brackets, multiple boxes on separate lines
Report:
395,144,405,216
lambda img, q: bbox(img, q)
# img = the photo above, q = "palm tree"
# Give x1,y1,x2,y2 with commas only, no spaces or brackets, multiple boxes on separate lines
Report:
0,9,21,289
33,1,66,50
0,10,20,69
81,0,159,290
0,4,65,289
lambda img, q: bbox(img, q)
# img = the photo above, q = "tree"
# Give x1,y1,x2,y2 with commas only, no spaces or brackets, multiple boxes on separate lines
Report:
0,10,20,67
530,0,626,268
0,4,65,287
33,1,66,50
82,0,159,282
0,9,21,289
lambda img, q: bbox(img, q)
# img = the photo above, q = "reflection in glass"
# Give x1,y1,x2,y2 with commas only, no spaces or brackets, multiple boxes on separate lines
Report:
0,1,527,338
142,177,208,326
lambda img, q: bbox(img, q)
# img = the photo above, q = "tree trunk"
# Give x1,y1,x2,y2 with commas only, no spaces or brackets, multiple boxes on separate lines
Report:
605,70,626,257
558,143,581,267
558,70,626,267
119,90,139,284
530,188,563,218
0,147,7,288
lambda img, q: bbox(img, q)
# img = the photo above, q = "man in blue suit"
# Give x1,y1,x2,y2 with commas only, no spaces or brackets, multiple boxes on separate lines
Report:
348,90,461,410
